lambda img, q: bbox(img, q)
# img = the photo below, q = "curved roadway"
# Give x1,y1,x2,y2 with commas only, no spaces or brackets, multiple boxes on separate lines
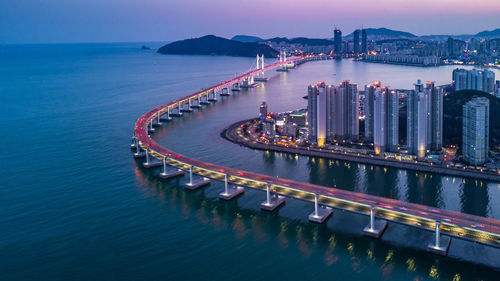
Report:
133,57,500,250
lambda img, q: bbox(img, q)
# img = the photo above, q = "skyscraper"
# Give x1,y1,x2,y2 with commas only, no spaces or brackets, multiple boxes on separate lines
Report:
334,28,342,54
447,37,454,57
425,82,443,152
353,29,360,54
462,97,489,165
339,80,359,139
453,68,467,91
361,29,367,53
386,90,399,152
407,80,428,159
308,82,331,147
308,81,359,145
373,88,386,155
363,82,379,142
367,83,399,154
452,68,496,94
483,70,495,94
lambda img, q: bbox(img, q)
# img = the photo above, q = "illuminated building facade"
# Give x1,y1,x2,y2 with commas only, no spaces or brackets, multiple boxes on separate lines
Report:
463,97,489,165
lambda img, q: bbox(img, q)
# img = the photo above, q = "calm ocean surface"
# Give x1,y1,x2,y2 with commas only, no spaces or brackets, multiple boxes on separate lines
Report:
1,43,500,280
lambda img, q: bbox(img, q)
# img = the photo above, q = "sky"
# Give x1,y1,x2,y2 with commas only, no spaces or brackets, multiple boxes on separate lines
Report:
1,0,499,44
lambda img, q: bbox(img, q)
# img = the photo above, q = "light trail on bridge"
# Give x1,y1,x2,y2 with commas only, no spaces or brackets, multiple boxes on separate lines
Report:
132,55,500,256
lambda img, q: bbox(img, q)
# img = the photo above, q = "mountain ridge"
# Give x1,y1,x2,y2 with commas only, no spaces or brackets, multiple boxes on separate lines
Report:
158,35,279,57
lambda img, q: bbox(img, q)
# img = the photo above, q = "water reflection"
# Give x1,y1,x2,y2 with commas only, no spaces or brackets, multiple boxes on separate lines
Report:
135,166,500,279
460,180,491,217
406,173,444,208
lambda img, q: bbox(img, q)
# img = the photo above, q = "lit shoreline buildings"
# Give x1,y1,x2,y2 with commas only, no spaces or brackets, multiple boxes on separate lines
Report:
407,80,443,159
452,68,495,94
364,81,399,154
307,81,359,146
462,97,490,165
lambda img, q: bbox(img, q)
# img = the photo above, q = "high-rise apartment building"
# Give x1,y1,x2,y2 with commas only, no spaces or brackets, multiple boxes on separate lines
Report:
353,29,360,54
363,81,379,142
339,80,359,139
407,80,443,158
308,81,359,146
308,82,331,147
425,82,443,152
366,83,399,154
373,88,386,155
447,37,455,57
453,68,496,94
407,80,428,159
462,97,490,165
334,28,342,54
361,29,367,53
386,90,399,152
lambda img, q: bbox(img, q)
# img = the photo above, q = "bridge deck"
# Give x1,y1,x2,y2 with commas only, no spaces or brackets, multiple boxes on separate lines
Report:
133,56,500,249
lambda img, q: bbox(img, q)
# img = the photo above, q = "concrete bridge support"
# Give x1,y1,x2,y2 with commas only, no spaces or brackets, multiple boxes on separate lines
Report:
232,83,240,92
148,120,155,133
208,91,218,102
184,165,211,190
143,148,162,168
170,103,183,117
158,156,184,179
181,101,193,112
260,184,285,211
219,174,244,200
200,94,211,105
363,207,388,238
133,141,146,158
160,108,172,121
153,112,162,127
190,96,202,108
131,136,137,150
427,221,451,256
220,88,230,96
308,194,333,223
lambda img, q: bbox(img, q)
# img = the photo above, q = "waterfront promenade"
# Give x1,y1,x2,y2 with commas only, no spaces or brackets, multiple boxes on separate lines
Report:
224,119,500,182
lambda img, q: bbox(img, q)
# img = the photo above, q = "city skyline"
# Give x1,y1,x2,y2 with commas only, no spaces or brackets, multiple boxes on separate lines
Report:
0,0,499,44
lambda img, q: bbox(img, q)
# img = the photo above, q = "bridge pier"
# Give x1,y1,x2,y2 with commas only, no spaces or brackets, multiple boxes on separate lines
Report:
219,174,244,200
143,148,162,168
130,136,137,150
190,96,202,108
200,94,210,105
208,91,218,102
427,221,451,256
153,112,163,127
148,120,155,133
363,207,388,238
133,141,146,158
184,165,210,190
160,108,172,121
159,156,184,179
260,184,285,211
308,194,333,223
180,101,193,112
220,88,230,96
171,103,183,117
232,83,240,92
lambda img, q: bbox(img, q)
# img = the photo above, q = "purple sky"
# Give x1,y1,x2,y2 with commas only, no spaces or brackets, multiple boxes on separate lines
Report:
1,0,499,43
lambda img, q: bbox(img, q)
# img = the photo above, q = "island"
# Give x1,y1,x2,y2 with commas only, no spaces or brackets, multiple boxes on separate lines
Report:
157,35,279,57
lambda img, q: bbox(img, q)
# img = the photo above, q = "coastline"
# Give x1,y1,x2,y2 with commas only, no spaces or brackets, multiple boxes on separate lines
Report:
358,59,440,67
223,118,500,182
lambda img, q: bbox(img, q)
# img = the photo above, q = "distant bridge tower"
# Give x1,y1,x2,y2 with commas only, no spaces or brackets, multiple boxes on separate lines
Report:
256,54,265,71
279,49,287,63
